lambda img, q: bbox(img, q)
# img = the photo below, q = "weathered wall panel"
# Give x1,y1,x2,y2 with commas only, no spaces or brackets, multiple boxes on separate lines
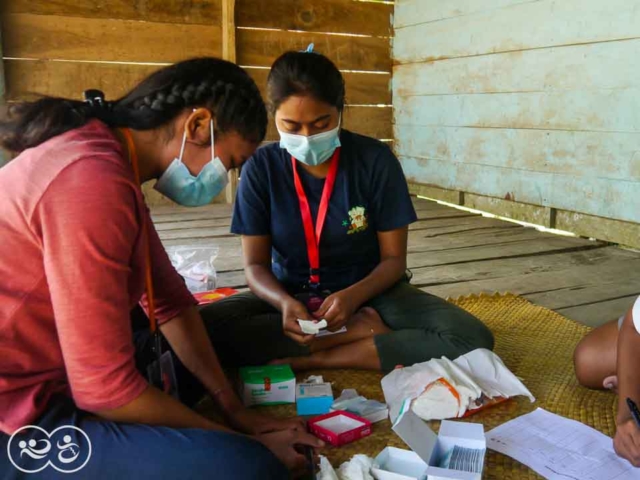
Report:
401,155,638,224
394,0,534,29
394,90,639,133
393,39,640,96
393,0,640,228
394,0,640,64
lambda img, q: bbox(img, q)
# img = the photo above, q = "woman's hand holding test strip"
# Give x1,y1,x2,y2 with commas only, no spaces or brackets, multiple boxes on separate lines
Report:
297,319,347,336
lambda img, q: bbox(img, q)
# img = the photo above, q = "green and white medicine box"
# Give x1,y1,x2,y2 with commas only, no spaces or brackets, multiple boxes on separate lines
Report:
239,365,296,407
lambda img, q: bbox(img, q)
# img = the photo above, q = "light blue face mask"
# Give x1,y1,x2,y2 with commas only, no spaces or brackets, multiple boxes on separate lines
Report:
155,120,229,207
278,115,341,166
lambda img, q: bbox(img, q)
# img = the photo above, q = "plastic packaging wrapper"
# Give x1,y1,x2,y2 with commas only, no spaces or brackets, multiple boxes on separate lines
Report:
381,349,535,422
165,245,219,293
331,389,388,424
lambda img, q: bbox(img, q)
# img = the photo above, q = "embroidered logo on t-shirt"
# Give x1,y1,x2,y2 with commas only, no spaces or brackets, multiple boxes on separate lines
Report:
343,206,368,235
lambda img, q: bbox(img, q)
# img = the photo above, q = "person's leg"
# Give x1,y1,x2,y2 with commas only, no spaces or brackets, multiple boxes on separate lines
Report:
271,282,495,373
574,316,623,390
199,291,310,366
368,281,495,372
270,307,391,370
0,395,287,480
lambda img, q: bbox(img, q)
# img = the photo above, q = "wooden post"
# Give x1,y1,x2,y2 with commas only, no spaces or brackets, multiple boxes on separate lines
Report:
222,0,239,204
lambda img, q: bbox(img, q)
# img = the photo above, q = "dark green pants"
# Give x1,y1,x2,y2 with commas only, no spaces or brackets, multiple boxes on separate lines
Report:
199,282,494,373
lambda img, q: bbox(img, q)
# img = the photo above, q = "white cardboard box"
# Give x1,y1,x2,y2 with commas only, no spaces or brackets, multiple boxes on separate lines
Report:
372,400,486,480
239,365,296,406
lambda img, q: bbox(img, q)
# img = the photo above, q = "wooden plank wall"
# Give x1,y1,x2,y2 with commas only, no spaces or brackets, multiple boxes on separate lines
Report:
393,0,640,248
1,0,225,206
235,0,393,143
1,0,393,203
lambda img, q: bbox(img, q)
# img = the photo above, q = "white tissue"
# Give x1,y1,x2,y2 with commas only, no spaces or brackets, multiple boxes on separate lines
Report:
337,455,374,480
412,381,460,420
298,319,327,334
304,375,325,384
318,455,374,480
381,348,535,422
319,456,339,480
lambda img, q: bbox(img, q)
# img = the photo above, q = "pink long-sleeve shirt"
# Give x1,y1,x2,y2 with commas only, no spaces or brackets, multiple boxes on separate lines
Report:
0,120,196,434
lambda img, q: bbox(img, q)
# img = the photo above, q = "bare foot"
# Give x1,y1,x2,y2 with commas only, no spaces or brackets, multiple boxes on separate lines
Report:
308,307,390,353
267,308,391,372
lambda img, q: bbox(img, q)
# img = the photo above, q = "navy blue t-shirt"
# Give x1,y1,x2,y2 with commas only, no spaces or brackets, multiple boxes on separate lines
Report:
231,130,418,293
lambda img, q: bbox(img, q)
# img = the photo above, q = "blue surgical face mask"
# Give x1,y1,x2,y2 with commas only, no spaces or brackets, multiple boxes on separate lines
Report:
155,120,229,207
278,115,341,166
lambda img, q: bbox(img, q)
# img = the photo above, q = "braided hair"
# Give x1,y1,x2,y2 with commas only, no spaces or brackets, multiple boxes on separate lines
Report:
0,58,267,153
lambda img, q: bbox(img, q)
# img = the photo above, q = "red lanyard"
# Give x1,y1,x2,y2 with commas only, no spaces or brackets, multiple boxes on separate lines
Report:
291,148,341,287
120,128,158,334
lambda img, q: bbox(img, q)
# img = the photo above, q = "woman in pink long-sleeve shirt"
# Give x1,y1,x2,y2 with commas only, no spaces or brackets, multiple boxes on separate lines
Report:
0,58,320,479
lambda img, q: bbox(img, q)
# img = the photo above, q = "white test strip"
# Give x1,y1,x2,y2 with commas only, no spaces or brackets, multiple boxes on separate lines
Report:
297,319,347,337
297,319,328,334
315,326,347,337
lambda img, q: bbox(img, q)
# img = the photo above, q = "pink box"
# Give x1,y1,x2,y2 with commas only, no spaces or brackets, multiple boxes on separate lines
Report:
308,410,372,447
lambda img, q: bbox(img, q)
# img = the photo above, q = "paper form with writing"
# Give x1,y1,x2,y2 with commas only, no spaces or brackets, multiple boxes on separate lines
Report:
486,408,640,479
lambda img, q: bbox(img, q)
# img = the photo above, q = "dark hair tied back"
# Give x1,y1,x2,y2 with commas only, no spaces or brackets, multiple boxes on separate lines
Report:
0,58,267,153
267,50,345,115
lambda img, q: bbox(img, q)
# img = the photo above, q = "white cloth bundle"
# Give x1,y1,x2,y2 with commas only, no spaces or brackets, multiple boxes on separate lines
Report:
381,349,535,422
318,455,374,480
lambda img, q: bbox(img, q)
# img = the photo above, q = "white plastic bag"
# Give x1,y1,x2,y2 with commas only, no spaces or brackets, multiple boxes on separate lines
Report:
166,245,219,293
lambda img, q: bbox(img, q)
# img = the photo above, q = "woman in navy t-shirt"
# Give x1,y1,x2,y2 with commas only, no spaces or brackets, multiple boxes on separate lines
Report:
201,50,494,372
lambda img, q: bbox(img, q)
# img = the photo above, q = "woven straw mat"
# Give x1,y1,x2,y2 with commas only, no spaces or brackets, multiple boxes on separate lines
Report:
200,294,619,479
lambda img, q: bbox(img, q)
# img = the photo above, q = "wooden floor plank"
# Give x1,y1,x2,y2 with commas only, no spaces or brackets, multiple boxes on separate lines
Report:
408,226,587,252
151,210,233,224
423,256,639,309
151,203,233,215
154,217,232,231
160,234,241,247
525,277,640,311
411,215,519,233
557,296,638,327
216,270,247,289
410,247,631,286
158,227,235,240
415,209,477,221
407,235,598,269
